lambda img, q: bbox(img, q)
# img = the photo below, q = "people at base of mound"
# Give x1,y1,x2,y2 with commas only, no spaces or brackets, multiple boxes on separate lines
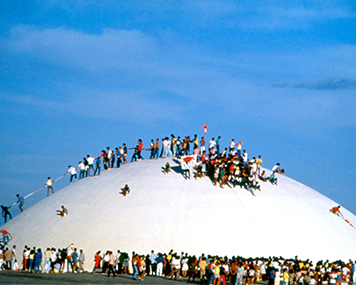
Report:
3,242,356,285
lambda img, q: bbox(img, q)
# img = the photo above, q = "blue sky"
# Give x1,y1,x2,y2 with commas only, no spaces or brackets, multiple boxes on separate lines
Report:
1,0,356,218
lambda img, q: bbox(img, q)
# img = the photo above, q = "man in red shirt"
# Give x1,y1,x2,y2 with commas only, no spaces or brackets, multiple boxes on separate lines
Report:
330,206,344,218
0,229,13,246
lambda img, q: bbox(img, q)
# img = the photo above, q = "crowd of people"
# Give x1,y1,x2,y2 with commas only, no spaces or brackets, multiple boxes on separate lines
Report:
0,244,85,274
1,245,355,285
58,134,285,196
1,134,286,223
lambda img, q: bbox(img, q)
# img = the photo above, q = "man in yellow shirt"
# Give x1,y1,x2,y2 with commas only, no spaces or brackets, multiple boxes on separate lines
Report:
44,177,54,197
199,257,207,283
256,155,262,175
283,268,290,285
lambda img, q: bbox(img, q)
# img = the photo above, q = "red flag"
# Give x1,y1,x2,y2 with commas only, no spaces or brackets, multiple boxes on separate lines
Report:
203,124,207,135
183,156,195,162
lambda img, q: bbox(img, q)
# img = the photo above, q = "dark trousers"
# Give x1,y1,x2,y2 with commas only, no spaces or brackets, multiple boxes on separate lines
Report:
70,174,77,183
4,212,11,223
187,270,196,283
107,264,116,277
151,263,157,275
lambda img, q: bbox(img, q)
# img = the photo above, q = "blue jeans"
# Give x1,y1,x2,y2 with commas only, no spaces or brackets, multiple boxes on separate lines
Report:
70,174,77,183
154,148,159,159
3,235,9,245
79,170,85,179
34,260,41,273
236,276,243,285
67,259,73,272
29,259,34,272
133,264,139,279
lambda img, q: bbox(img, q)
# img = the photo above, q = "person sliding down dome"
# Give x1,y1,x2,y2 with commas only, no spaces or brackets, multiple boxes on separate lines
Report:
56,205,68,217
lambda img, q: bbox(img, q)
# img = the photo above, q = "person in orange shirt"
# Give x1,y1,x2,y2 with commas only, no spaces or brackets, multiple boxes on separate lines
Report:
0,229,13,246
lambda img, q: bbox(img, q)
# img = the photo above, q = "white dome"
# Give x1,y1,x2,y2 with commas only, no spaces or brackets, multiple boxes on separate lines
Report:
4,157,356,268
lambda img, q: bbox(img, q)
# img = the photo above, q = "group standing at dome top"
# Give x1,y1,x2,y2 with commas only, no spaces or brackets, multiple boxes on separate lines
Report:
59,134,285,196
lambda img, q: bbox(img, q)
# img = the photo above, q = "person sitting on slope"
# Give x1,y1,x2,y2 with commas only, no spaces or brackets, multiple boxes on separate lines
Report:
164,162,171,174
56,205,68,217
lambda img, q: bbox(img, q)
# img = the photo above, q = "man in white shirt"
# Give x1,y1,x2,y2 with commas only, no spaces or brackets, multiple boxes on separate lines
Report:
230,139,236,152
243,150,248,162
237,140,244,158
209,138,216,150
107,147,112,169
64,165,77,185
86,155,95,175
272,163,285,175
77,161,85,180
149,250,158,276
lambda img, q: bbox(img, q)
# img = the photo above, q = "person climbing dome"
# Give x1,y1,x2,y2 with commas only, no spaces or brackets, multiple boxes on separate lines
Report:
44,177,54,196
0,229,13,246
1,205,12,223
330,205,343,218
272,163,285,175
64,166,77,185
16,194,24,213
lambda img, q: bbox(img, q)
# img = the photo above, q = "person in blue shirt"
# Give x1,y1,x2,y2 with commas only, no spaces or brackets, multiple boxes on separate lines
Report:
16,194,25,213
94,157,101,176
34,248,43,273
72,248,79,273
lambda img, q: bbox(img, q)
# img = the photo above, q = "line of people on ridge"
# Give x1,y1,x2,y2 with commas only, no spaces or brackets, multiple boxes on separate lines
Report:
1,134,286,222
58,134,285,189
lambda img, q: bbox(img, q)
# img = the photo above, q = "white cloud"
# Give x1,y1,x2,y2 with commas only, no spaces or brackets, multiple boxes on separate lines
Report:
2,25,355,133
236,3,355,30
6,26,158,72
